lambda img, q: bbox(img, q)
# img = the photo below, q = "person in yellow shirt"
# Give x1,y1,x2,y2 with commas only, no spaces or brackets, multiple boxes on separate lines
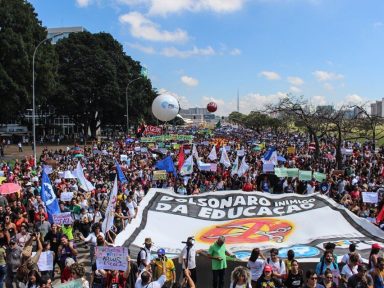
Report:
153,248,176,288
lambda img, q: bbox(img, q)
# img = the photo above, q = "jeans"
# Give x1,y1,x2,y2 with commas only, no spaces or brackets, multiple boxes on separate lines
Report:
212,269,225,288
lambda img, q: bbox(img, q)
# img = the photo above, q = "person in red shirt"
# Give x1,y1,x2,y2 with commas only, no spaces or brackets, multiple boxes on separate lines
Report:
34,205,48,222
243,180,254,192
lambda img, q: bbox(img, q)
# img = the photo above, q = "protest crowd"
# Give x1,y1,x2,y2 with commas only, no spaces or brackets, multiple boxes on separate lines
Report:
0,125,384,288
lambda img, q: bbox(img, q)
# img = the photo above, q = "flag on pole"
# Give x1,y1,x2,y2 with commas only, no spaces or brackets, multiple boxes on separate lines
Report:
41,170,60,223
74,161,95,191
238,157,250,177
220,147,231,168
192,144,199,160
115,160,128,184
155,156,177,177
178,145,185,172
231,156,239,176
208,145,217,161
263,147,278,165
180,155,194,176
102,176,118,233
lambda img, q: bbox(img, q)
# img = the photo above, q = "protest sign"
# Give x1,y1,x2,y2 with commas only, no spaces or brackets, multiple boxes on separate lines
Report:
144,125,162,135
287,168,299,178
210,163,218,172
140,147,148,153
287,147,296,154
32,251,54,271
53,212,73,225
60,192,73,202
120,154,128,162
313,172,326,182
275,168,288,178
153,170,167,180
362,192,378,204
299,170,312,181
96,246,128,271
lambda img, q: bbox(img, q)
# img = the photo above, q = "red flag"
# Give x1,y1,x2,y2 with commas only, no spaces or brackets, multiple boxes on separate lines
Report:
376,205,384,224
178,145,185,171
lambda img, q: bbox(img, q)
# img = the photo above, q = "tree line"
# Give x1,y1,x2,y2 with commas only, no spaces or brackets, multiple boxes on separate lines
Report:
0,0,157,138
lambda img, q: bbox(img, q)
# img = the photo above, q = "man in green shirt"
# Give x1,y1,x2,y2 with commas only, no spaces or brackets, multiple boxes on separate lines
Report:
207,235,235,288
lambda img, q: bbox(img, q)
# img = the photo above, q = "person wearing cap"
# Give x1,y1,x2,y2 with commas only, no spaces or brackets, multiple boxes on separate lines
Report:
347,264,373,288
181,237,197,285
369,244,382,271
153,248,176,287
256,265,281,288
206,235,235,288
139,237,153,272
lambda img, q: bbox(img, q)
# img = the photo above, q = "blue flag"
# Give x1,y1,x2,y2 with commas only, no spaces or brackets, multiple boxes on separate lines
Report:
155,156,177,177
41,170,60,223
115,160,128,184
263,147,276,160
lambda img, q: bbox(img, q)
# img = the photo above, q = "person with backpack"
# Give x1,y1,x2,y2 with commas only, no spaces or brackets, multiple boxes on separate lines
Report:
265,248,286,285
315,251,340,285
138,238,153,272
341,244,363,265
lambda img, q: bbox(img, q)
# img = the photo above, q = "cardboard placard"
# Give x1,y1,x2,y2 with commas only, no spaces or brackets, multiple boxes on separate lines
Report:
362,192,378,204
52,212,73,225
95,246,129,271
60,192,73,202
153,170,167,180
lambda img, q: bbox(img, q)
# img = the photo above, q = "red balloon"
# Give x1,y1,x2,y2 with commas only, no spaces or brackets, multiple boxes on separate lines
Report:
207,102,217,113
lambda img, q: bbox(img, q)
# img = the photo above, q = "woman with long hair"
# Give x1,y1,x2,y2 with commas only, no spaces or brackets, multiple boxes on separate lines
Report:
230,266,252,288
369,244,381,271
247,248,265,288
284,260,304,288
319,269,337,288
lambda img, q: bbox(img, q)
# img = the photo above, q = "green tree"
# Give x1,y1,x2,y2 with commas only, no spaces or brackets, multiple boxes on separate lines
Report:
0,0,57,123
54,32,155,138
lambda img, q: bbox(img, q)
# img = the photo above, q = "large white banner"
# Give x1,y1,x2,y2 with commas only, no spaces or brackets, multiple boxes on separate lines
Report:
115,189,384,260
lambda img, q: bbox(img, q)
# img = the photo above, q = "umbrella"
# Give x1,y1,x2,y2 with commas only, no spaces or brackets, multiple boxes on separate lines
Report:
74,154,84,158
277,156,286,162
0,183,22,195
70,146,83,154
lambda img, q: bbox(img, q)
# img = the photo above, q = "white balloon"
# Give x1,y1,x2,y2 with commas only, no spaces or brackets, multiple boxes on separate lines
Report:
152,94,179,122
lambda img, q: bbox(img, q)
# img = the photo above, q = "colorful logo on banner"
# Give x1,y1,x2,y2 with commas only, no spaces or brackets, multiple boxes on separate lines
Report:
278,245,320,258
196,218,294,244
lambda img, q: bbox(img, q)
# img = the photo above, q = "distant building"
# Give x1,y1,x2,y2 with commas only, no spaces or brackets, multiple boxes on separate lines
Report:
371,99,384,117
316,105,334,114
180,107,216,123
47,26,86,44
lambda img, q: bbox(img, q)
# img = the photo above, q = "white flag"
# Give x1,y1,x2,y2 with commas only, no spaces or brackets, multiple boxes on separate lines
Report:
220,147,231,168
180,155,194,176
231,156,239,176
238,157,250,177
74,162,95,191
102,176,118,233
208,146,217,161
262,151,278,166
192,144,199,160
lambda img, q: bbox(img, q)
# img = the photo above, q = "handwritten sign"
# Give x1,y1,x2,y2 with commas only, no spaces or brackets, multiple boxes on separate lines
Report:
53,212,73,225
362,192,378,204
60,192,73,202
32,251,54,271
153,170,167,180
96,246,128,271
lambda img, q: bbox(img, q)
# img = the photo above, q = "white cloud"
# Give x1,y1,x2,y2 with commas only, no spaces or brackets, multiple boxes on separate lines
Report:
323,83,334,91
287,76,304,86
290,86,301,93
373,21,383,28
313,70,344,82
76,0,92,7
148,0,244,16
345,94,363,105
312,95,327,106
161,46,215,58
181,75,199,87
259,71,281,80
126,42,156,54
119,12,189,42
229,48,242,56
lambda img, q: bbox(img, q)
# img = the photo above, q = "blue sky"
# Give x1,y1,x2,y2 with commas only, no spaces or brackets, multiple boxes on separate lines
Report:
29,0,384,115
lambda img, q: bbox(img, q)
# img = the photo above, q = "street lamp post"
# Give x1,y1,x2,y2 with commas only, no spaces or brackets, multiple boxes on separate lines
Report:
32,33,62,167
125,76,142,134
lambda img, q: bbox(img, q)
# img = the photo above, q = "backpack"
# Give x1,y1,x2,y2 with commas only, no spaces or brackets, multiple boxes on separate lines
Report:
137,248,147,266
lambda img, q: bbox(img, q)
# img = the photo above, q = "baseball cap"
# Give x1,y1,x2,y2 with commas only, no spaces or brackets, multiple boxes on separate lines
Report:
372,243,381,249
264,265,273,272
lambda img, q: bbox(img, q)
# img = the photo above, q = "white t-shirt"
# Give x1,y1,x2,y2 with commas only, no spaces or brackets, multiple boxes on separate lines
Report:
341,264,358,280
84,232,105,247
247,259,265,281
139,247,151,271
265,258,286,275
135,274,166,288
181,245,196,269
126,200,138,218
